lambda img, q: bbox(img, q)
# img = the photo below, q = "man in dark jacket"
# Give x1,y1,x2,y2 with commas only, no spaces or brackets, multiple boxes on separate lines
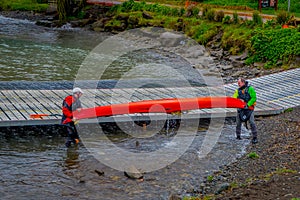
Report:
62,87,83,147
233,78,258,144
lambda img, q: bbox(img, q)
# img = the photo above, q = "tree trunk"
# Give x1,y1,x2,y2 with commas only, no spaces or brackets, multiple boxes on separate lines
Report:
57,0,71,22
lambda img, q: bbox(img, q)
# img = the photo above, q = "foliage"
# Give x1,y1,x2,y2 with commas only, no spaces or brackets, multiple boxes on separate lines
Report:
222,25,252,55
0,0,48,12
140,0,300,16
207,175,214,182
284,108,293,113
222,15,231,24
247,152,259,159
247,28,300,68
264,168,297,180
205,9,215,21
201,5,211,18
215,10,224,22
233,12,239,24
252,11,262,25
188,22,219,44
276,10,290,25
190,6,200,17
115,0,184,17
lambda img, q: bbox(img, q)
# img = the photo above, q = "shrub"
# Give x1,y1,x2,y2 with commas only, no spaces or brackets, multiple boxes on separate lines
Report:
276,11,290,25
201,5,210,18
206,9,215,21
247,28,300,68
222,26,252,55
222,15,231,24
233,12,239,24
191,6,200,17
215,10,225,22
252,11,262,25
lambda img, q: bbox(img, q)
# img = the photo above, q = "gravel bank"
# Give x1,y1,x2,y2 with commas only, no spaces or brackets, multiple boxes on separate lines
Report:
195,106,300,199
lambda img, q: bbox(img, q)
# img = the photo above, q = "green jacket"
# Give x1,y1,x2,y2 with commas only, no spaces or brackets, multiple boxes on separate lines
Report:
233,86,257,107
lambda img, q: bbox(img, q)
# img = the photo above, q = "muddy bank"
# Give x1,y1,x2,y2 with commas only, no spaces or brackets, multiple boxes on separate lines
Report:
194,106,300,199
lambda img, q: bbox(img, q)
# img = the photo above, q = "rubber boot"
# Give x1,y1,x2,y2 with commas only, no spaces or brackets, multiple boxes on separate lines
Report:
236,128,241,140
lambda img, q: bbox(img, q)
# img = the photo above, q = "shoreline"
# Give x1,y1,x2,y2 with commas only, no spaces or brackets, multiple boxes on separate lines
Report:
196,106,300,199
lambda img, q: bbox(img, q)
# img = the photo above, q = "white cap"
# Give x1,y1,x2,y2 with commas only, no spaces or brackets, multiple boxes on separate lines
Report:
72,87,83,94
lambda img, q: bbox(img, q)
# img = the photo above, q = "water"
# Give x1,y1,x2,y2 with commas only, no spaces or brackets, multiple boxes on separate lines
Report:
0,15,205,85
0,123,250,199
0,15,109,81
0,15,250,199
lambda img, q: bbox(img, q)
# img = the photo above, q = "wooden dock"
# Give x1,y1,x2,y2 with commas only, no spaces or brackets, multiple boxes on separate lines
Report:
0,68,299,127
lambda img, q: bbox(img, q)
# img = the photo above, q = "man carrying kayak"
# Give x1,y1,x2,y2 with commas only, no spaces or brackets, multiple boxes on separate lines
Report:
233,78,258,144
61,87,83,147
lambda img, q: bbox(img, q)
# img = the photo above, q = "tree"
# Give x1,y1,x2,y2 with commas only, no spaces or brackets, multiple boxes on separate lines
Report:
57,0,69,21
57,0,86,22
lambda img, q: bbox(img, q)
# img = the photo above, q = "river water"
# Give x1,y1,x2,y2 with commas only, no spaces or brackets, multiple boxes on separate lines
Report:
0,15,250,199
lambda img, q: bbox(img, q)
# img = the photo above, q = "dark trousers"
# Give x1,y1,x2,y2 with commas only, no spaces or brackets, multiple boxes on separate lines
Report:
236,111,257,139
65,121,79,145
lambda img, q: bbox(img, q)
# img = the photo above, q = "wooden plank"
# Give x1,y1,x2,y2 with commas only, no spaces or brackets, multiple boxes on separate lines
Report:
0,91,25,120
3,90,30,120
0,92,17,121
0,104,10,121
14,90,46,115
28,90,60,113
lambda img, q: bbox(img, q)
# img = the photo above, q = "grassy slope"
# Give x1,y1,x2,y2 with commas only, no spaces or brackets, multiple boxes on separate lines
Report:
0,0,48,12
140,0,300,17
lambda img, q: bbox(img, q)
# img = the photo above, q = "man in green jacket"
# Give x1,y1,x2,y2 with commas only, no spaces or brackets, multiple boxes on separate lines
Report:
233,78,258,144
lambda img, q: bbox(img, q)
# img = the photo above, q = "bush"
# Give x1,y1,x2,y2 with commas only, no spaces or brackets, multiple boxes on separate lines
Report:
233,12,239,24
222,26,252,55
252,11,262,25
206,9,215,21
276,11,290,25
201,5,210,18
222,15,231,24
215,10,225,22
191,7,200,17
247,28,300,68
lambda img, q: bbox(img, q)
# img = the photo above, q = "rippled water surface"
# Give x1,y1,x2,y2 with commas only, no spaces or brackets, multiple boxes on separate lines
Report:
0,15,109,81
0,122,251,199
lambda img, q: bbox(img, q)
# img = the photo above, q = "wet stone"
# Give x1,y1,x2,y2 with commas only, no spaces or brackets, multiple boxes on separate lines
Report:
124,165,143,180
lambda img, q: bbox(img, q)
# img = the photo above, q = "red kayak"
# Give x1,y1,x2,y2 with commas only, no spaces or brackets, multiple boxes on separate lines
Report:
73,96,245,120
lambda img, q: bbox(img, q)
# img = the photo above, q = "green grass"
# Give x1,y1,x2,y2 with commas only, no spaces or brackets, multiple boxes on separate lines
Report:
0,0,48,12
109,0,299,69
141,0,300,17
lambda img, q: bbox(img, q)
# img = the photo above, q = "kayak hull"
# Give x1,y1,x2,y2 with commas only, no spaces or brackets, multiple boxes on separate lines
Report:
73,96,245,120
